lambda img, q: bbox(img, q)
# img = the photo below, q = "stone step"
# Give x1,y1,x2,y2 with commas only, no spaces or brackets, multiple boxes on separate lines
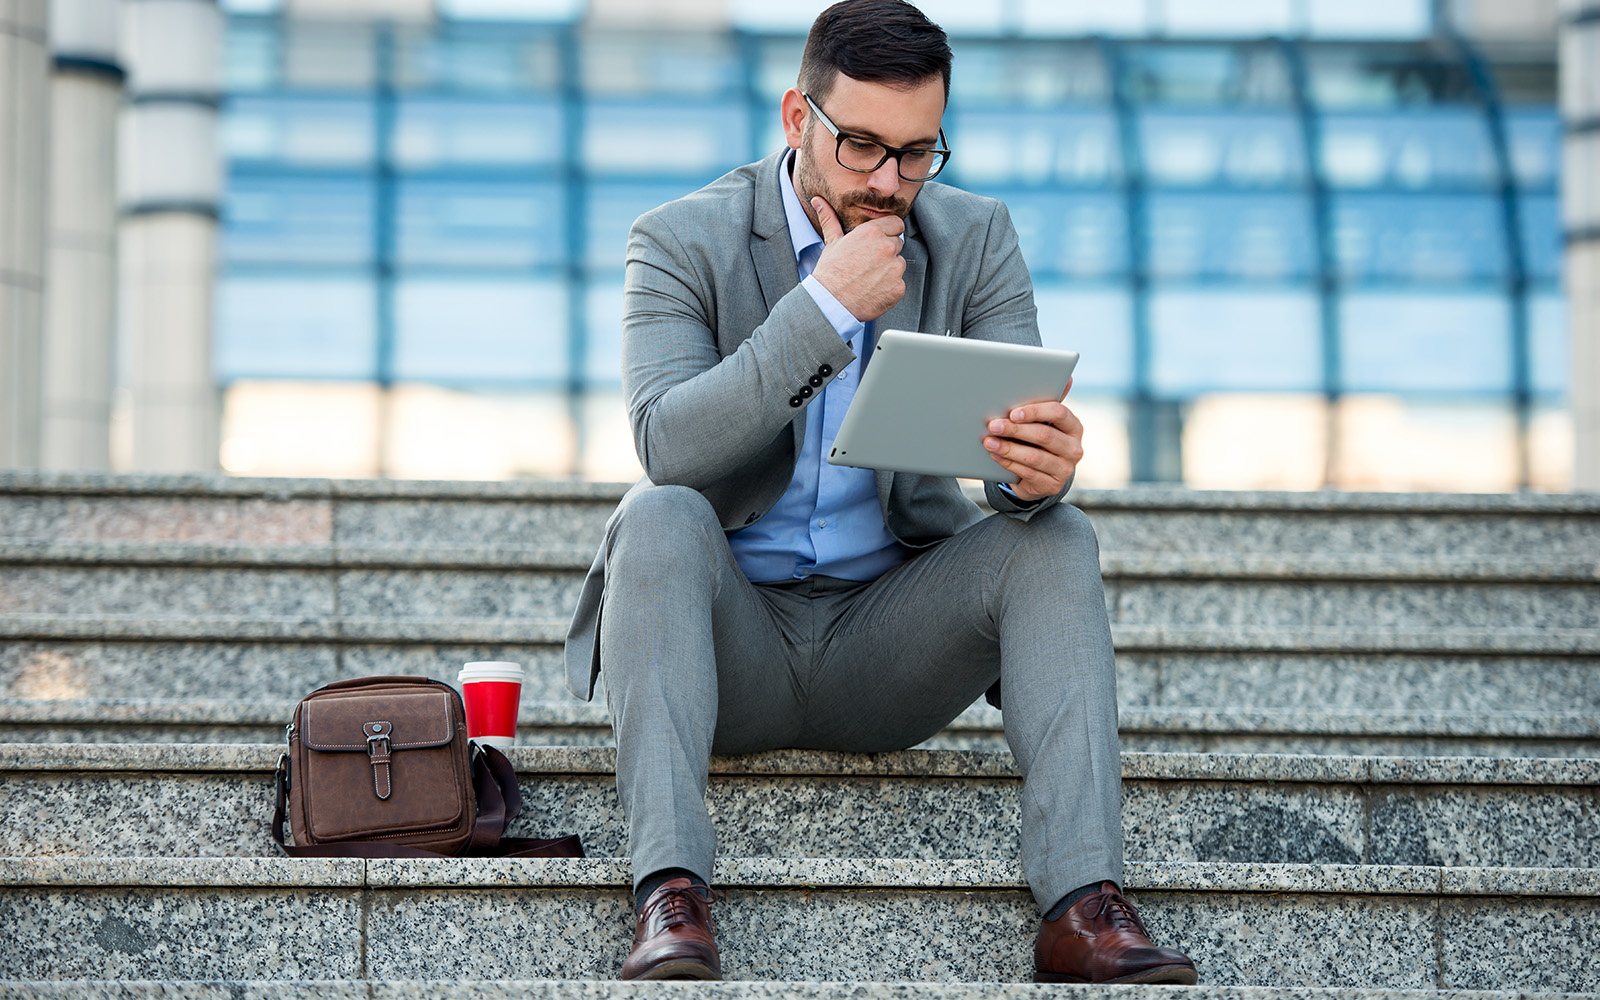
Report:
5,473,1598,562
7,538,1598,582
6,559,1592,634
1,986,1592,1000
0,856,1594,989
4,699,1598,757
4,637,1594,716
4,744,1595,868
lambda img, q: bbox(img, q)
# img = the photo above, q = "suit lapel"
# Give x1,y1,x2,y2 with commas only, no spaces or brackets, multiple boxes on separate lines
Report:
751,152,800,315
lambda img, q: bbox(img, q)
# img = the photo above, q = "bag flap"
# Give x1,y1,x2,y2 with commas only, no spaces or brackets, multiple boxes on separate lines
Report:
301,686,456,752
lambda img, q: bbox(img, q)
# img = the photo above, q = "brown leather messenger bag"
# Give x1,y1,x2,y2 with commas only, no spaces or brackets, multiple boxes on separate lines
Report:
271,675,583,859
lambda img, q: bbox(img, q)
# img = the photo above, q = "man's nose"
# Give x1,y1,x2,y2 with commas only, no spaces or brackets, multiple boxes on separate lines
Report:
866,157,902,197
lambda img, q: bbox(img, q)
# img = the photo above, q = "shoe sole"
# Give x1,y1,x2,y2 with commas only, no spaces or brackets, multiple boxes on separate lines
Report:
628,959,722,981
1035,966,1199,986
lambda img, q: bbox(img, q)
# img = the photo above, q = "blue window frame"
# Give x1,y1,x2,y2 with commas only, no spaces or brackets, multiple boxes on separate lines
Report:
216,17,1566,487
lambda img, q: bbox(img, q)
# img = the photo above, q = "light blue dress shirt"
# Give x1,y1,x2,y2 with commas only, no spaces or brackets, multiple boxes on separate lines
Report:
727,151,909,584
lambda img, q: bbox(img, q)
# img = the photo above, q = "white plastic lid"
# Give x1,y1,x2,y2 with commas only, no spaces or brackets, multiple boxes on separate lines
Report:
458,660,524,683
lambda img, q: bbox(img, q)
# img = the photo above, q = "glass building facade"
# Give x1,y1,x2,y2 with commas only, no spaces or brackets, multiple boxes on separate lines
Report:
214,8,1568,489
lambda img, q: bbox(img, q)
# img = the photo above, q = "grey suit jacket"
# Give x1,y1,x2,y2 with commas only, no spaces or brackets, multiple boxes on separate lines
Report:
563,148,1068,701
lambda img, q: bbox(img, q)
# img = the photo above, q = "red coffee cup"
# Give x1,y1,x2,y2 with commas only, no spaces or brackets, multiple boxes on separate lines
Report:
458,661,524,749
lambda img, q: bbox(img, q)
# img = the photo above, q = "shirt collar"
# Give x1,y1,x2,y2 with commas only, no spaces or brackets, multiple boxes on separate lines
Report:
779,148,823,264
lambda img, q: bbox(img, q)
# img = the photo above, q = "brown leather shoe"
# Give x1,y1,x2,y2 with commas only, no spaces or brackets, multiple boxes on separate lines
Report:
620,877,722,981
1034,881,1198,984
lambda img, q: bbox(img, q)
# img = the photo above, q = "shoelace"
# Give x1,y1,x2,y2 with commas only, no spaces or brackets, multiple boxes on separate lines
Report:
1087,889,1149,936
645,884,719,931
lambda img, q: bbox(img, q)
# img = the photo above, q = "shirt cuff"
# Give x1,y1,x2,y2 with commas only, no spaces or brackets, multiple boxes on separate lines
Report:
996,483,1043,508
802,273,868,343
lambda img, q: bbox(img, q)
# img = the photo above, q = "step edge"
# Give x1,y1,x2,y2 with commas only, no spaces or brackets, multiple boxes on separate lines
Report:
2,857,1596,898
2,743,1595,786
3,700,1597,740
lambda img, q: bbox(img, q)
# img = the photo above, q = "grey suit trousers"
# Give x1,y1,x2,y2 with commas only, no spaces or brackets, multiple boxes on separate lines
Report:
599,484,1123,912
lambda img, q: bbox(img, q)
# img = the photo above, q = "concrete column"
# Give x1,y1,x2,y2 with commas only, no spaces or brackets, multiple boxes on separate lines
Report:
0,0,48,469
119,0,222,472
43,0,123,470
1564,0,1600,489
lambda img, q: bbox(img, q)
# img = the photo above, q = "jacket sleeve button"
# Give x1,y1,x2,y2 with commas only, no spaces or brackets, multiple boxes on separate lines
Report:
789,395,804,408
798,385,813,398
808,375,824,387
818,364,833,377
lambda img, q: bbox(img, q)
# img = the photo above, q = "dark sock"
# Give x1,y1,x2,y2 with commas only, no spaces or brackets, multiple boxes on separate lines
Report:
1045,880,1117,921
635,867,708,914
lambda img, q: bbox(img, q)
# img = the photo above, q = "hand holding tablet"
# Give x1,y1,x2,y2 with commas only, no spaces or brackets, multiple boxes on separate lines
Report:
826,329,1080,486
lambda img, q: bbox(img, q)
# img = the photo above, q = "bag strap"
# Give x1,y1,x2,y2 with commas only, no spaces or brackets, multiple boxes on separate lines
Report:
272,746,584,860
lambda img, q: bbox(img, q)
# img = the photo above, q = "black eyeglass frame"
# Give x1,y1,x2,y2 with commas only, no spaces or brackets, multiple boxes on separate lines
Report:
803,92,951,182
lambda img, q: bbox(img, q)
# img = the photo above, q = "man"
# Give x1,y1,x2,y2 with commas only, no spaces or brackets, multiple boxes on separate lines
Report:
564,0,1197,985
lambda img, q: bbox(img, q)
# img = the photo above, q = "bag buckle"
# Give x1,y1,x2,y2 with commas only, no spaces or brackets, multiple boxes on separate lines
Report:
364,721,394,800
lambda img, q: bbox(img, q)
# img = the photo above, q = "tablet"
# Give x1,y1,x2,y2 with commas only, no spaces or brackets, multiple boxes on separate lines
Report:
826,329,1079,483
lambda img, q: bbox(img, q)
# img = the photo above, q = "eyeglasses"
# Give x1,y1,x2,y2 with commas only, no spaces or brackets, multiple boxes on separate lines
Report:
804,93,950,182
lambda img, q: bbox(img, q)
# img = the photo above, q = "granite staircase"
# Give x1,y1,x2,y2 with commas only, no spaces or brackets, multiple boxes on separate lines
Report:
0,471,1596,997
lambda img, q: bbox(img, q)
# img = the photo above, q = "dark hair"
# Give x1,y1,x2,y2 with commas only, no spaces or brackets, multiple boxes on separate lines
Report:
798,0,952,105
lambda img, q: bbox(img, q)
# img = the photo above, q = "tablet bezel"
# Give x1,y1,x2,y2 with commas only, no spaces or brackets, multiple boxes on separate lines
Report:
825,329,1079,483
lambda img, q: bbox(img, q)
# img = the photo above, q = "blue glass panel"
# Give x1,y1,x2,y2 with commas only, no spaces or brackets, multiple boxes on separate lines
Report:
1318,111,1497,189
224,175,373,266
216,276,376,380
224,20,280,91
1150,288,1322,394
946,109,1121,187
437,0,580,23
224,96,374,166
586,181,707,271
1529,291,1568,399
396,27,564,92
1306,45,1469,108
1122,44,1293,106
586,279,626,383
396,179,566,268
948,40,1110,107
1139,112,1304,187
393,279,569,382
1340,291,1511,393
584,102,749,177
1305,0,1432,39
1505,110,1561,189
992,191,1126,279
753,39,808,103
392,98,564,168
1147,193,1316,281
583,36,741,97
1518,194,1562,284
1331,194,1506,281
1162,0,1295,39
1032,285,1134,393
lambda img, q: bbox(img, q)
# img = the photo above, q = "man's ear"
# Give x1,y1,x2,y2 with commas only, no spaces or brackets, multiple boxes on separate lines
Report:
780,88,808,150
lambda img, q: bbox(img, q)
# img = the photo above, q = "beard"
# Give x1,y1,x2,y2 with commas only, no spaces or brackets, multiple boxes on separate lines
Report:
795,121,912,234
